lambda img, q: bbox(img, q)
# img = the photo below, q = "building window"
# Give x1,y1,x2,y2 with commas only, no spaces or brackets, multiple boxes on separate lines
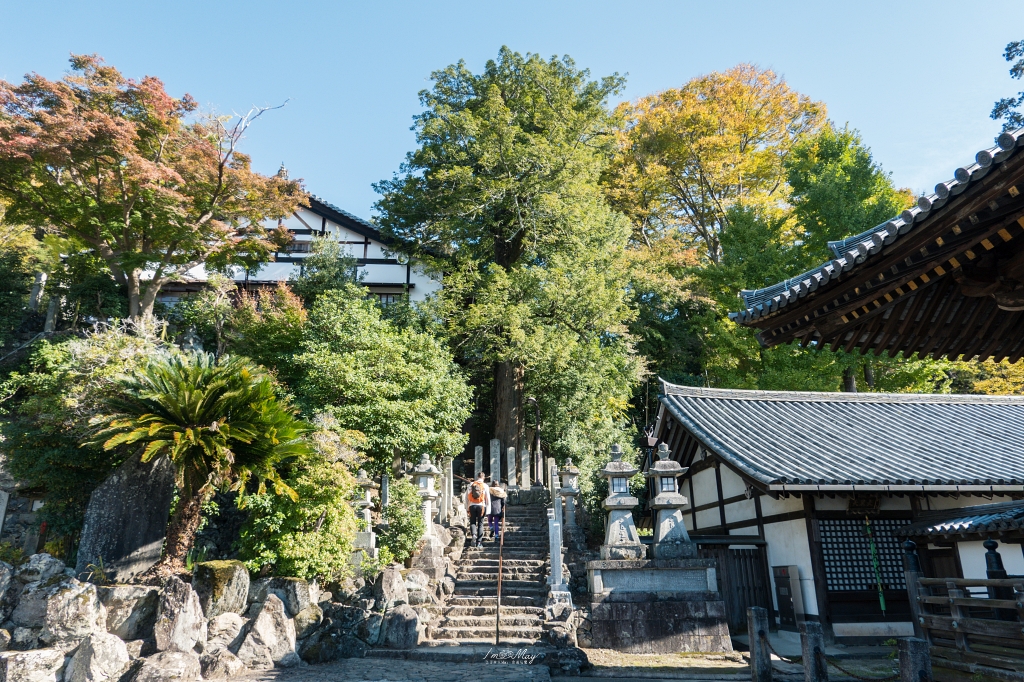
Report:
377,293,403,306
285,242,310,253
819,518,906,591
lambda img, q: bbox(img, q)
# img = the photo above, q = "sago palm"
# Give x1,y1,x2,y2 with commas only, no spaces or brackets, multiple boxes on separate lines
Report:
94,352,308,570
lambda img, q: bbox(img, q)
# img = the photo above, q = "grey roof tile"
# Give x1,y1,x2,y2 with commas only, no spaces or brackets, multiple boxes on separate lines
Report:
659,380,1024,490
897,500,1024,538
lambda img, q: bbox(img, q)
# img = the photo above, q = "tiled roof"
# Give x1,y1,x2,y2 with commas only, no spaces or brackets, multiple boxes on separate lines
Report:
658,380,1024,492
897,500,1024,539
730,127,1024,324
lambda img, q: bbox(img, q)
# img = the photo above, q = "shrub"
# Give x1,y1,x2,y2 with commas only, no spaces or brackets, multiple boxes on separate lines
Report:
377,477,425,563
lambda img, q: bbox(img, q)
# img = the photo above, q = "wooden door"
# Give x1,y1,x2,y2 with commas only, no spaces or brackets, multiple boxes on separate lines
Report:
698,545,773,634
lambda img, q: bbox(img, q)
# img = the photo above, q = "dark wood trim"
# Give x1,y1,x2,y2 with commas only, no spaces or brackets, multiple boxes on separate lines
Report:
688,477,697,532
320,215,327,235
715,462,728,529
803,496,835,644
754,491,765,539
690,493,750,514
692,509,806,533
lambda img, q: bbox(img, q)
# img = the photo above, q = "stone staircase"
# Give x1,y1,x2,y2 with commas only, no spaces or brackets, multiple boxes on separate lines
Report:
429,503,550,644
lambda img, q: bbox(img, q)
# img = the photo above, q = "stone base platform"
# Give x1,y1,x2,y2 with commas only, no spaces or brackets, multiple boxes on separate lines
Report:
586,558,731,653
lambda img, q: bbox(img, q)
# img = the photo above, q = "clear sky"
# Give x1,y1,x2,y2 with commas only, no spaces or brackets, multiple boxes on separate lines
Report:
1,1,1020,220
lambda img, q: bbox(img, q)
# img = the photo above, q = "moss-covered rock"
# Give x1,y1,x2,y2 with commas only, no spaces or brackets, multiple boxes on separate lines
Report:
191,561,249,618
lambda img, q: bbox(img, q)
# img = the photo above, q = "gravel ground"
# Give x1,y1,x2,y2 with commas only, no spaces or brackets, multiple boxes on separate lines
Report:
239,658,552,682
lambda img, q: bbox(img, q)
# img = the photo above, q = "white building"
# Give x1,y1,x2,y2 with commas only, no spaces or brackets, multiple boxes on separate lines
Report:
652,381,1024,643
160,195,440,305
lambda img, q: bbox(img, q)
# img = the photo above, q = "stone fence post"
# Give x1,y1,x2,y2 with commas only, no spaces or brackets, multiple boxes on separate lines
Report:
902,541,924,638
747,607,772,682
800,621,828,682
898,638,931,682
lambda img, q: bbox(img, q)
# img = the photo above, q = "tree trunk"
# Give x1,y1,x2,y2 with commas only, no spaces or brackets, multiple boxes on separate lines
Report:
126,271,141,319
138,279,163,320
493,360,524,464
863,361,875,388
842,367,858,393
157,493,204,571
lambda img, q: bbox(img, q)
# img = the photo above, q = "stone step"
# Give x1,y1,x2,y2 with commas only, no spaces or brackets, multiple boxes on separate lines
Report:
443,605,545,617
463,549,548,559
446,595,545,608
461,558,547,568
453,585,546,598
430,625,545,641
457,571,546,581
440,614,544,628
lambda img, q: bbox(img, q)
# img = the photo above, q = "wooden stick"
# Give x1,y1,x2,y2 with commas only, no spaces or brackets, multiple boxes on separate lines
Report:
495,501,505,646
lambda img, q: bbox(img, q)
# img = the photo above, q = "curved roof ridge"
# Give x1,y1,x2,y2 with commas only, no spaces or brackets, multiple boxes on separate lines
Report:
659,378,1024,404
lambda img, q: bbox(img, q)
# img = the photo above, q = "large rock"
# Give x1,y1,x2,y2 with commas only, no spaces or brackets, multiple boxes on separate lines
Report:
0,648,65,682
74,455,175,582
12,578,106,651
0,629,9,652
247,577,309,618
199,649,245,679
14,555,65,584
153,577,204,653
293,603,322,640
381,604,420,649
133,651,201,682
372,567,407,610
192,561,249,618
0,563,15,622
64,632,129,682
96,585,159,640
236,595,298,669
206,613,245,653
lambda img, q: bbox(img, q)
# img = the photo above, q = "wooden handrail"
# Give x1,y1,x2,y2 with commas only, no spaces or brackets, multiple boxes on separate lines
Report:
919,578,1024,588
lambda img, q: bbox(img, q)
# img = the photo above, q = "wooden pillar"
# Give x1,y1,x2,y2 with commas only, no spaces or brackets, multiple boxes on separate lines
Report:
898,638,931,682
747,607,772,682
902,540,924,639
800,621,828,682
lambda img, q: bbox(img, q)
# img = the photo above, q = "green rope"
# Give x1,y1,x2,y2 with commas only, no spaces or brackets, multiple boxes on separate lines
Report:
864,516,887,614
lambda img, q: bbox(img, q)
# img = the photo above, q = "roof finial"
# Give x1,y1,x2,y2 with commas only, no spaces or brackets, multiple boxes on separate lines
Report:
277,162,288,179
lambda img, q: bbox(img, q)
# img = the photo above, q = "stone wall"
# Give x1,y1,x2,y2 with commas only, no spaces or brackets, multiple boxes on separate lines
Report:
587,591,731,653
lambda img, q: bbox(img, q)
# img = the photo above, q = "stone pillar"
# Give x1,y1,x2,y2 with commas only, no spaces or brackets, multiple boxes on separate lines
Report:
800,621,828,682
520,448,531,490
548,502,565,589
474,445,483,478
748,607,772,682
507,446,518,489
599,445,644,560
549,460,558,501
898,638,931,682
489,439,501,484
902,541,924,638
558,459,580,528
381,474,390,511
443,458,454,522
646,443,695,559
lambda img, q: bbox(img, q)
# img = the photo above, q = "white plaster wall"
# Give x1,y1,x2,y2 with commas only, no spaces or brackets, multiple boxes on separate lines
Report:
690,469,718,508
763,518,817,616
958,540,1024,581
726,498,756,524
695,508,720,530
720,465,747,499
760,494,804,516
814,497,847,511
880,497,912,510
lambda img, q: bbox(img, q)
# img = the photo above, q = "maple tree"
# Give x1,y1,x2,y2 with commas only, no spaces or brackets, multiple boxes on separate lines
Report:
0,55,305,319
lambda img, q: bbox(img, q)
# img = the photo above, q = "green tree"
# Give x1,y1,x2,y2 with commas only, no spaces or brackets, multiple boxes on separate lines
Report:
0,55,305,318
93,353,309,570
374,47,641,454
377,477,425,563
289,236,358,307
992,39,1024,131
0,222,43,345
293,284,472,473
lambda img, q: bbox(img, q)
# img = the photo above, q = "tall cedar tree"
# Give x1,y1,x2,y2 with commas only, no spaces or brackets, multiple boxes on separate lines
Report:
0,55,305,318
374,48,635,451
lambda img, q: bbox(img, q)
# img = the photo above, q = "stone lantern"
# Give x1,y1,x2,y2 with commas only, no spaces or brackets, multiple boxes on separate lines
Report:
413,453,441,539
598,445,644,560
352,469,379,559
645,443,695,559
558,459,580,529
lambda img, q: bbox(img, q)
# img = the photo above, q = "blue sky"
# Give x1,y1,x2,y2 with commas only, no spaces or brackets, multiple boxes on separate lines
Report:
1,1,1020,220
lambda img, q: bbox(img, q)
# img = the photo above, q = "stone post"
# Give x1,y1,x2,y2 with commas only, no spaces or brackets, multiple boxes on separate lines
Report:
413,454,440,539
800,621,828,682
507,446,518,489
444,457,454,522
380,474,390,512
548,502,564,587
985,539,1016,618
598,445,644,560
520,448,531,491
902,541,924,638
490,439,501,484
474,445,483,478
898,638,931,682
558,459,580,528
645,443,695,559
748,607,772,682
548,459,558,501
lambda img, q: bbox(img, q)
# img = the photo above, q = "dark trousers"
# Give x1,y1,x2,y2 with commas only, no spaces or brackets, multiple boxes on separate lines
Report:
469,504,486,545
489,514,501,537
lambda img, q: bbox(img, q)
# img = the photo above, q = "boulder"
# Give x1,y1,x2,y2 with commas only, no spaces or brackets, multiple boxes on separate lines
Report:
15,555,65,585
293,603,322,640
75,455,175,583
199,649,245,679
404,569,429,591
0,563,14,622
191,561,249,618
10,583,47,628
96,585,159,640
432,524,453,547
9,579,106,651
64,632,129,682
153,577,204,653
0,630,8,652
0,648,65,682
235,594,298,669
11,627,39,650
298,633,367,664
381,604,419,649
206,613,245,653
133,651,201,682
406,589,432,606
246,577,311,617
372,567,407,610
355,613,383,646
124,640,144,660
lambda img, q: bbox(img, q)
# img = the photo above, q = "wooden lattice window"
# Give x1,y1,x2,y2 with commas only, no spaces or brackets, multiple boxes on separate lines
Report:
819,518,906,592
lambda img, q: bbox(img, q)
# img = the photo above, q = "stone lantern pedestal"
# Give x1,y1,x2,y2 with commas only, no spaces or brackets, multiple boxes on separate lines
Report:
411,454,446,580
598,446,644,560
558,459,587,552
585,443,731,653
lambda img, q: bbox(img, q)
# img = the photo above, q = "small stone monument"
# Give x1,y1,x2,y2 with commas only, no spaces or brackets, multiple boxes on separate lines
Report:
506,446,518,489
559,458,587,552
474,445,483,478
598,445,644,560
411,454,446,580
489,439,501,484
646,443,696,559
351,470,379,561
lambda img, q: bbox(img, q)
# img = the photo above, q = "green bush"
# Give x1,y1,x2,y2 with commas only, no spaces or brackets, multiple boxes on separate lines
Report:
377,477,425,563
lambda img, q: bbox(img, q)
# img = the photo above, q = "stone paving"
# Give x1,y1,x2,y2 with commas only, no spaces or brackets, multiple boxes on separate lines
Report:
240,658,552,681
